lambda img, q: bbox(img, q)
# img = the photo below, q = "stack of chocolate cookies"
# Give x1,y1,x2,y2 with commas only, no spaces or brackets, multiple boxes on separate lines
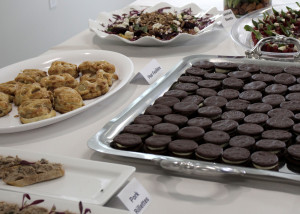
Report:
112,60,300,172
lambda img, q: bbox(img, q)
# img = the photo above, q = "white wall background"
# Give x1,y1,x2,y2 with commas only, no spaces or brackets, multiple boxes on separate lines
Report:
0,0,134,69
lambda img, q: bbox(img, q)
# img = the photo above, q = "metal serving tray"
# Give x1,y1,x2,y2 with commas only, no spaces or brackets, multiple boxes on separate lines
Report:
88,54,300,183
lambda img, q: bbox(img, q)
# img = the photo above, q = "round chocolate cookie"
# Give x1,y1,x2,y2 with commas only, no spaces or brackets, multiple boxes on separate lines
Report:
274,73,296,85
154,96,180,107
243,81,267,91
239,90,262,103
222,147,250,165
181,95,204,105
262,94,285,107
123,124,153,137
203,130,230,147
211,119,238,134
222,77,244,90
255,139,286,156
266,116,294,129
217,89,239,100
173,102,198,116
238,64,260,73
229,135,255,150
214,62,238,73
267,108,294,118
294,113,300,122
221,110,245,122
292,123,300,135
288,84,300,92
251,151,279,170
153,123,179,136
286,144,300,165
192,60,215,70
168,139,198,158
197,79,221,89
187,117,212,130
198,106,222,120
195,143,223,161
144,135,172,155
228,70,251,80
284,66,300,77
196,88,217,98
237,123,264,138
244,113,269,125
185,67,207,76
203,96,228,108
247,103,272,113
113,133,142,151
251,73,274,83
172,82,199,93
265,84,288,95
262,129,292,143
225,99,249,112
134,114,162,126
280,100,300,112
164,90,188,99
177,126,205,141
286,92,300,101
164,114,188,127
260,65,283,75
178,75,202,83
296,135,300,144
145,104,172,116
204,72,227,81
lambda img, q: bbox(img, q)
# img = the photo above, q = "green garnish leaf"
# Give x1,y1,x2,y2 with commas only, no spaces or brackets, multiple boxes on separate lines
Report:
252,19,259,28
244,25,262,40
279,23,290,36
272,7,279,16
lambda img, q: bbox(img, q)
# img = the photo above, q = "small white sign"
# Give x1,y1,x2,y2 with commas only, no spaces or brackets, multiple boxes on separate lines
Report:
131,59,163,84
221,9,237,30
117,178,151,214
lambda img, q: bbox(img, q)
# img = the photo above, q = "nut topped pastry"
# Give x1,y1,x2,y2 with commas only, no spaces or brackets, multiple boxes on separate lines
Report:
53,87,84,113
40,73,79,91
78,60,115,74
14,83,53,106
15,69,47,84
81,69,118,87
76,79,109,100
48,61,79,78
0,80,21,96
0,92,12,117
18,99,56,124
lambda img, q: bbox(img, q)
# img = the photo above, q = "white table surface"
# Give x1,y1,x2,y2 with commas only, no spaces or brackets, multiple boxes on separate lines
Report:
1,0,300,213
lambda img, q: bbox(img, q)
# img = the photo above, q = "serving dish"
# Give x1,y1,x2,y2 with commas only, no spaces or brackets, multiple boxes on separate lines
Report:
0,50,134,133
0,190,130,214
0,147,135,205
88,54,300,183
231,2,299,50
89,2,222,46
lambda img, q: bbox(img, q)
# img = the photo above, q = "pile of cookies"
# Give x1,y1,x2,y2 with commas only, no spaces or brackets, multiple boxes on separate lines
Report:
0,60,118,124
112,60,300,172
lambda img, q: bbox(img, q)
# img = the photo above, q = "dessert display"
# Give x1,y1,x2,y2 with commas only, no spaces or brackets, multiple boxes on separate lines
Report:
244,3,300,52
109,60,300,172
0,155,64,187
0,60,118,124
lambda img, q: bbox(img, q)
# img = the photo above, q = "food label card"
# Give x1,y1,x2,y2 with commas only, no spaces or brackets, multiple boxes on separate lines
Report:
130,59,163,84
117,178,151,214
221,9,237,31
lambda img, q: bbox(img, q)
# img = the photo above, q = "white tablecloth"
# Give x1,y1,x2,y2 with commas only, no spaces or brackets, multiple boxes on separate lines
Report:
1,0,300,213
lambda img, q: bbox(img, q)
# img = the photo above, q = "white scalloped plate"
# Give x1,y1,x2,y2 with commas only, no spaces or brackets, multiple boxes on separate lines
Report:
0,50,134,133
89,2,222,46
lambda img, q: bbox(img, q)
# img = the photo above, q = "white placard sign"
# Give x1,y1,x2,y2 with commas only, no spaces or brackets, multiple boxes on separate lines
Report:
221,9,237,30
117,178,151,214
131,59,163,84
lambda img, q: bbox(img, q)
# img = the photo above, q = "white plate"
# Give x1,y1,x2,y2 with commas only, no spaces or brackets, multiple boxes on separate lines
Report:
89,2,223,46
0,190,130,214
231,3,299,50
0,147,135,205
0,50,134,133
